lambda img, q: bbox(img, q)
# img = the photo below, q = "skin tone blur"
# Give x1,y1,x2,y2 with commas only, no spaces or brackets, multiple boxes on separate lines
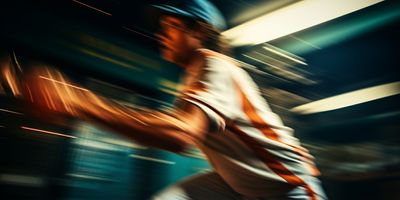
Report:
156,16,203,67
1,15,212,153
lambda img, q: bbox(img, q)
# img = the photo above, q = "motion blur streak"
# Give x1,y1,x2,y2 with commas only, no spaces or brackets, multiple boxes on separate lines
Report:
0,174,45,187
1,62,22,96
78,48,142,71
21,126,77,139
291,81,400,114
78,35,160,70
0,108,23,115
72,0,112,16
39,76,89,91
129,154,176,165
223,0,383,46
262,44,307,66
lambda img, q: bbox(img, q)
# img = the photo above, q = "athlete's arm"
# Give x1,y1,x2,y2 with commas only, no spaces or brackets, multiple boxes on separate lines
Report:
79,92,209,153
21,67,210,153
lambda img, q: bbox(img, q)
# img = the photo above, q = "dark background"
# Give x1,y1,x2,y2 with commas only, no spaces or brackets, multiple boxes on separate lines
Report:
0,0,399,199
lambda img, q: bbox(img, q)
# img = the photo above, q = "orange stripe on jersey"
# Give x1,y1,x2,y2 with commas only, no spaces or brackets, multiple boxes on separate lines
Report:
232,79,318,200
239,89,280,141
186,85,207,95
234,76,320,176
229,125,317,200
197,49,320,191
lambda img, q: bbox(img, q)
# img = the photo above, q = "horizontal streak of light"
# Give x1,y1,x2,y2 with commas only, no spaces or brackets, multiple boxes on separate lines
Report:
0,108,23,115
129,154,175,165
67,173,115,182
289,35,321,50
39,76,89,91
254,51,291,67
100,138,147,149
223,0,383,46
72,0,112,16
0,174,44,187
241,55,291,82
291,81,400,114
159,87,180,96
243,54,307,81
263,46,307,66
79,48,141,71
21,126,77,139
243,54,272,66
122,26,158,41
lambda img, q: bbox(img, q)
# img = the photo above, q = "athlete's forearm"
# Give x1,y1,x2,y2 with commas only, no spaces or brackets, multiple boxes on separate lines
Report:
76,91,195,152
17,67,194,153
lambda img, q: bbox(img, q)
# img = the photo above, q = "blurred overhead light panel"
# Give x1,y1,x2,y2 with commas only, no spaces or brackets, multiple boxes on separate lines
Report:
222,0,383,47
291,81,400,114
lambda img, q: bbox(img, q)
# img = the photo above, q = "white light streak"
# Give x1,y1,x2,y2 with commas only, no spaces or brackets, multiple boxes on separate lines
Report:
39,76,89,91
0,108,23,115
130,154,175,165
222,0,383,46
263,45,307,66
291,81,400,114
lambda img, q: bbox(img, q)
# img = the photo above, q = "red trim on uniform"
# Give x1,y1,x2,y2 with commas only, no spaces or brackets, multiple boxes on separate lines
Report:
191,49,319,198
239,86,320,176
228,125,317,200
230,69,318,200
240,91,280,140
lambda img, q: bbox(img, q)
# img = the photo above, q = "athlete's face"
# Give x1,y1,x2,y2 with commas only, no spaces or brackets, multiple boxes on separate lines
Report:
156,16,198,67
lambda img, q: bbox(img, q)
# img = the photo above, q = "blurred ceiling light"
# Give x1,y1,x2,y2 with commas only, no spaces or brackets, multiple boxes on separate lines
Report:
291,81,400,114
222,0,383,47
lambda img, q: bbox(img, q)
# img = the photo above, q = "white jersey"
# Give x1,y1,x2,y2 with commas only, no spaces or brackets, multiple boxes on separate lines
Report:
178,49,321,199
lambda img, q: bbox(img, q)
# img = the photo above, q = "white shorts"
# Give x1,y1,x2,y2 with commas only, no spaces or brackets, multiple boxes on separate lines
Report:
150,172,328,200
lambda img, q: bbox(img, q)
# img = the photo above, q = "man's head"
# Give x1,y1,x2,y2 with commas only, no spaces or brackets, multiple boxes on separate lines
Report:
153,0,227,66
153,0,226,31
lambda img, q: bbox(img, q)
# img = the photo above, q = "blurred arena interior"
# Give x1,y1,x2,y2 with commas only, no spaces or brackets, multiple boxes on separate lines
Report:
0,0,399,199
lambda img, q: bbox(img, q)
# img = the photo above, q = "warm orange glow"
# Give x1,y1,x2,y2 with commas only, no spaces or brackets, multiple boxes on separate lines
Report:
2,64,22,96
39,76,89,91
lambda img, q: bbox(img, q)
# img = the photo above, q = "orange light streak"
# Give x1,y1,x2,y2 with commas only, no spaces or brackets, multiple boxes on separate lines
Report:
39,76,89,91
21,126,77,139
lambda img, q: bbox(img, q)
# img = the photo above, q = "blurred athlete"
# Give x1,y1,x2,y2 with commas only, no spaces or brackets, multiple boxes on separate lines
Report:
1,0,327,199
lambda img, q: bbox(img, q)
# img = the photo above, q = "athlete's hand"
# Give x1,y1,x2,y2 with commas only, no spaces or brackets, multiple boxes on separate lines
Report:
21,67,88,118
